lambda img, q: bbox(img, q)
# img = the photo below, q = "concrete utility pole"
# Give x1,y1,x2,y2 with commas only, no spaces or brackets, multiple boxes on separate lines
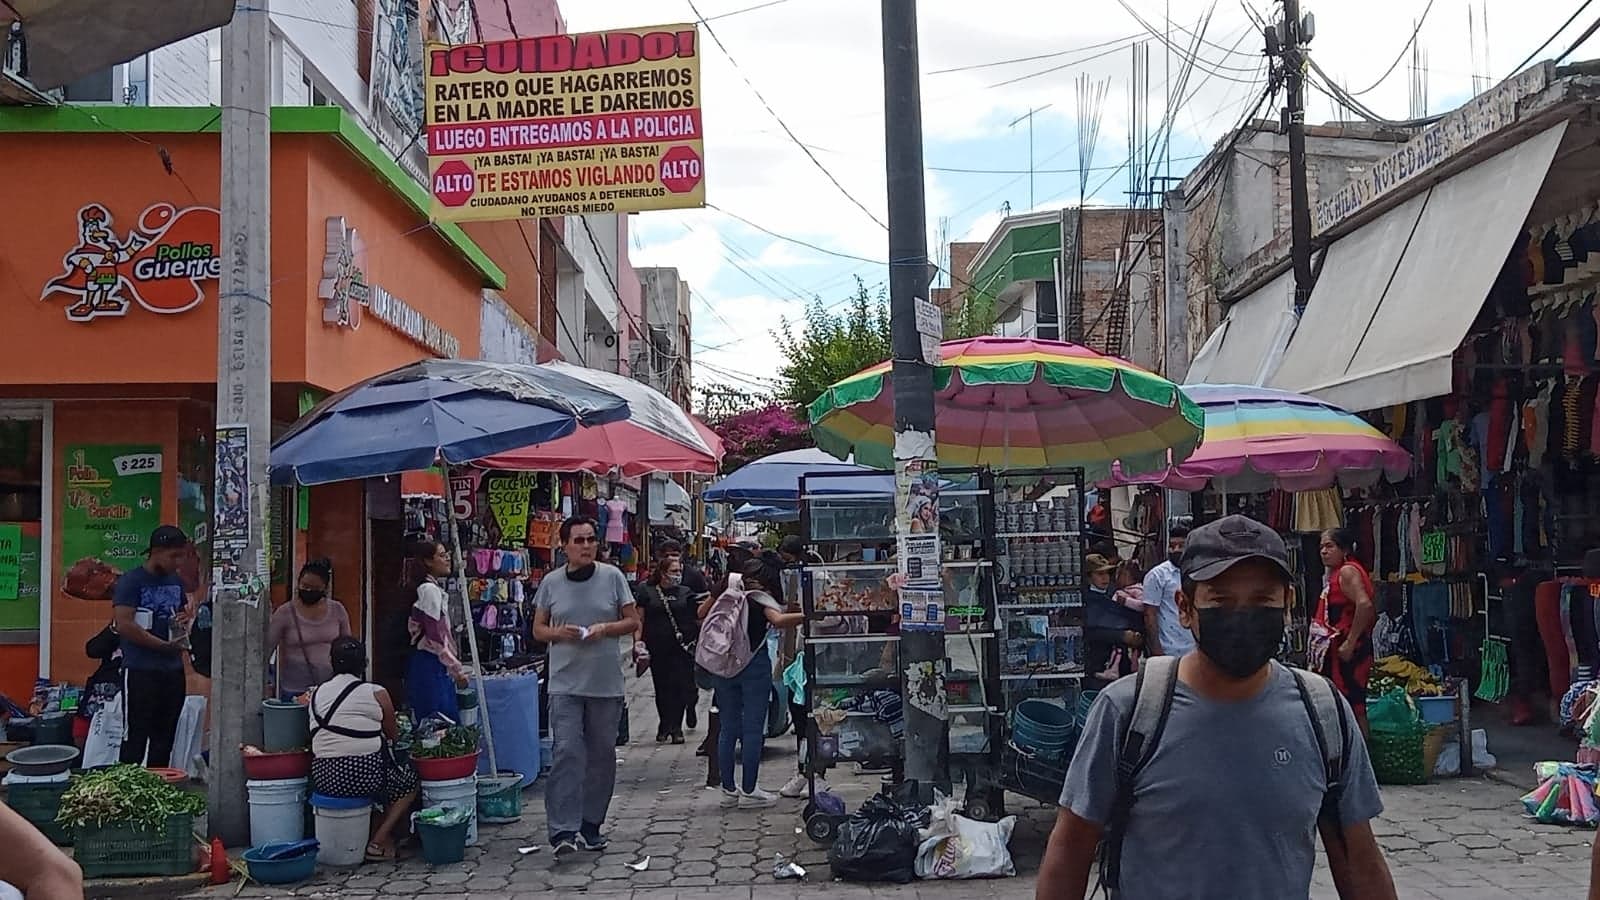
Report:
209,0,272,846
1279,0,1315,310
882,0,947,797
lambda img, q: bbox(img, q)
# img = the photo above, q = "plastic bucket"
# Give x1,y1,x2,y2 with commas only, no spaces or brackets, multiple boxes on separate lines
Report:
476,772,523,824
421,776,479,846
32,713,72,747
1013,699,1075,761
310,794,371,867
417,818,469,865
247,777,308,847
260,700,310,752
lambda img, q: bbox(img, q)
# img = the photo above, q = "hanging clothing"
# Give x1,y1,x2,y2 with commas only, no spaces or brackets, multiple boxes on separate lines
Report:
1435,420,1465,486
602,498,629,544
1292,488,1342,534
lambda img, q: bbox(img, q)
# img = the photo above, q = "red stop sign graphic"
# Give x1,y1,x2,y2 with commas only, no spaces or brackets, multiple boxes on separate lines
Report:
433,160,476,207
659,146,703,194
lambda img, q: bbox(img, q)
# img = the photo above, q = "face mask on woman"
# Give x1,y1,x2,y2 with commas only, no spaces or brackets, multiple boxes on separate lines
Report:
297,588,325,605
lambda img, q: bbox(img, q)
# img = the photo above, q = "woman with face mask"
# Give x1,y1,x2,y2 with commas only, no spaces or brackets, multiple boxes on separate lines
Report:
636,557,703,743
267,558,351,699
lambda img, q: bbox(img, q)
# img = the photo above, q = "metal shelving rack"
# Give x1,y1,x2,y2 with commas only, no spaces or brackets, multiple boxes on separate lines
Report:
794,466,1003,842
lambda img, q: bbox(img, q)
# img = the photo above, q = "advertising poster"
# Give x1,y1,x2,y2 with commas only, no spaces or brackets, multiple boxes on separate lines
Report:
486,472,537,545
898,587,944,633
61,445,163,588
0,523,20,600
213,425,250,549
424,24,706,221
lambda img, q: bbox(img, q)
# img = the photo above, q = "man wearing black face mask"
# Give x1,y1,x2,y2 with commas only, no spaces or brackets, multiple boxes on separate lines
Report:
1039,515,1395,900
1140,523,1191,658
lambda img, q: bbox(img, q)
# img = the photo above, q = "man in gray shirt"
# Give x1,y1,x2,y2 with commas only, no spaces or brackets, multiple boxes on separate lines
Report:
532,515,639,858
1038,515,1396,900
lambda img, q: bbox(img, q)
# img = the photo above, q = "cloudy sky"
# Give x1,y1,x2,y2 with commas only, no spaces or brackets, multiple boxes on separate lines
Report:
561,0,1599,397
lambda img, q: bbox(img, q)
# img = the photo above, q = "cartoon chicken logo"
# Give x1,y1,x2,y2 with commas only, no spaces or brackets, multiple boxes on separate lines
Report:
42,202,222,322
43,205,144,322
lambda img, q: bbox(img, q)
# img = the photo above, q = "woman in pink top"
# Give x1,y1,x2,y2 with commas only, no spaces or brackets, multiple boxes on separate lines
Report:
268,559,351,699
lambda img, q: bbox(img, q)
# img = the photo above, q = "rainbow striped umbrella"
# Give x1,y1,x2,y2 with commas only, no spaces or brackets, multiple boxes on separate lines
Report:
1105,383,1412,492
808,336,1204,481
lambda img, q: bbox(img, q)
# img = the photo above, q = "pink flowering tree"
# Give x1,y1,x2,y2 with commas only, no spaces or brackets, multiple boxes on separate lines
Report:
711,402,812,472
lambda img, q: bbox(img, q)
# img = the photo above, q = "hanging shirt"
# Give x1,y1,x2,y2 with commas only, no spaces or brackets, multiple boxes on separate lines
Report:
603,498,628,544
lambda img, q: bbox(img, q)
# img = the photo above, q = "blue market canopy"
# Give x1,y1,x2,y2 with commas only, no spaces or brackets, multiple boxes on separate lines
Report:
704,448,890,505
270,359,630,486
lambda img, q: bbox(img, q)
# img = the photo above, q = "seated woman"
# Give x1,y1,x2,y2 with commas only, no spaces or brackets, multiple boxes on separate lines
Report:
309,637,420,863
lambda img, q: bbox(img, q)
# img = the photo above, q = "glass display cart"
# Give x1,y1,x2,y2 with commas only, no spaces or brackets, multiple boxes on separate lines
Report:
966,466,1091,820
794,468,1002,842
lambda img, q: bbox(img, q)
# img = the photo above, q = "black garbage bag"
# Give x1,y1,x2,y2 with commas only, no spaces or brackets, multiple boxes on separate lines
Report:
826,783,930,884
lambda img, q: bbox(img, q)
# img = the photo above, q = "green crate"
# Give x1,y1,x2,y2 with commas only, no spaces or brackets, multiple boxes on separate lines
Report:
6,781,72,846
73,814,195,879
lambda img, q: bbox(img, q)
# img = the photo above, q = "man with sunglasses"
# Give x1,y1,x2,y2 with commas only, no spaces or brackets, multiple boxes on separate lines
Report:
532,515,640,859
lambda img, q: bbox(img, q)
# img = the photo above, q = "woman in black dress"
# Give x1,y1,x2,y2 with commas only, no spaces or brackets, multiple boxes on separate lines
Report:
636,556,703,743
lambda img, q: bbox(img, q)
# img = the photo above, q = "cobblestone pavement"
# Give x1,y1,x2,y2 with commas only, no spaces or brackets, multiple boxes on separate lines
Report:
199,673,1599,900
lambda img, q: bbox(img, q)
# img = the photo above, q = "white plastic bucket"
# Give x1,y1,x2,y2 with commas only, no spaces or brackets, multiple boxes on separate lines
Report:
421,776,479,846
246,777,308,847
313,802,371,867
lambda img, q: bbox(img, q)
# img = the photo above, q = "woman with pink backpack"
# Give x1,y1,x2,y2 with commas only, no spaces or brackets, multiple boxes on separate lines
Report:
695,557,804,808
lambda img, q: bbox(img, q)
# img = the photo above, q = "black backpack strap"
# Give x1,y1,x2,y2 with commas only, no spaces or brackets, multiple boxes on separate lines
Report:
310,679,382,741
1099,655,1180,896
1291,666,1348,847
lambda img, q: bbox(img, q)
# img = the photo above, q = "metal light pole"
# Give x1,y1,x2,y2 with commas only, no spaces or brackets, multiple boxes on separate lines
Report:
209,0,272,846
882,0,947,797
1008,104,1052,211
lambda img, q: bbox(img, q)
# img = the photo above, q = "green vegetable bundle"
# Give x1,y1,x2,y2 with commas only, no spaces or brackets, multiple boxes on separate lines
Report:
412,724,480,759
56,765,206,831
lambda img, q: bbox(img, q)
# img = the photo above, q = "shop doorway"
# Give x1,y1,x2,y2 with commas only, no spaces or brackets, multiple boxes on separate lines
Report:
0,403,49,704
366,480,408,701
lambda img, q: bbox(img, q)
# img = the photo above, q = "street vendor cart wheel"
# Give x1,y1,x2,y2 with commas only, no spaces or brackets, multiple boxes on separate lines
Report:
804,808,842,844
962,784,1006,822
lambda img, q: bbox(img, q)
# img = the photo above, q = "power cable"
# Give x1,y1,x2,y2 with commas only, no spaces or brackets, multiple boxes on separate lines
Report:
1345,0,1437,95
686,0,888,231
928,32,1145,75
1554,11,1600,64
704,0,795,21
1509,0,1596,75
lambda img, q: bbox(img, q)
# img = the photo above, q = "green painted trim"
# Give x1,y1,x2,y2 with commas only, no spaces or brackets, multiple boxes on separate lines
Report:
0,105,507,289
969,220,1062,301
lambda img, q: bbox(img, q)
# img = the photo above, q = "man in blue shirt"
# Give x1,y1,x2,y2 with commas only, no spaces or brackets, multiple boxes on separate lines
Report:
113,525,193,767
1141,524,1194,658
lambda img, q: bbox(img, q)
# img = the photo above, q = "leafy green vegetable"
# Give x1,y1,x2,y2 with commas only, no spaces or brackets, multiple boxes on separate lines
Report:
57,765,206,831
411,724,479,759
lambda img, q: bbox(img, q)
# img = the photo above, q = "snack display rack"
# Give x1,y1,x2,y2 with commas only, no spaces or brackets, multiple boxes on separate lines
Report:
793,466,1091,832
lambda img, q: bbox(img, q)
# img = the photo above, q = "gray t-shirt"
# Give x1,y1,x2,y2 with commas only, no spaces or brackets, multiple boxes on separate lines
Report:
535,563,635,698
1059,662,1383,900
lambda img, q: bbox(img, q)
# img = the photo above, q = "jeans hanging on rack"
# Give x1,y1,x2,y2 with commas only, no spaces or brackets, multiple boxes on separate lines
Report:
1409,581,1452,669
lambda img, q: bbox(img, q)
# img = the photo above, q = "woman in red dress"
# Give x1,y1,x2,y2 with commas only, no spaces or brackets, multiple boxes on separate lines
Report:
1311,527,1377,736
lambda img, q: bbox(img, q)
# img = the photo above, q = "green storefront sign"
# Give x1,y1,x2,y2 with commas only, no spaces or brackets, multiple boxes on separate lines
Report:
61,444,164,580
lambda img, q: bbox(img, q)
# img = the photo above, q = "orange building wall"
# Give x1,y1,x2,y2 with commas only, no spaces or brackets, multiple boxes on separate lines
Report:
0,131,311,388
298,146,483,392
301,480,366,640
49,400,181,687
463,219,542,330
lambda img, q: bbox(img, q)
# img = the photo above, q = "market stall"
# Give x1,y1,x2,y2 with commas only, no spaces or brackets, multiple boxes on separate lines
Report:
800,336,1202,824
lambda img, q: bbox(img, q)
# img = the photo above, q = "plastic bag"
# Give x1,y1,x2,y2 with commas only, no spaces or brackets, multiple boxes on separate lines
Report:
914,792,1017,879
415,805,471,827
1368,690,1422,735
1521,763,1600,826
1433,728,1496,776
827,786,928,883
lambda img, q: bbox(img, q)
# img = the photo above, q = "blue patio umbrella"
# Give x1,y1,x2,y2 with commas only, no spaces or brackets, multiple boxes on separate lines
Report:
733,502,801,523
269,359,630,486
703,448,890,505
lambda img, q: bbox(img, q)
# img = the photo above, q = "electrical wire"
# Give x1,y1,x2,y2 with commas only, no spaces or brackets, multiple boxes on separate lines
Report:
1345,0,1437,95
686,0,888,231
704,0,795,21
1509,0,1596,75
928,32,1145,75
1305,58,1444,127
706,204,888,265
1114,0,1267,80
1554,10,1600,64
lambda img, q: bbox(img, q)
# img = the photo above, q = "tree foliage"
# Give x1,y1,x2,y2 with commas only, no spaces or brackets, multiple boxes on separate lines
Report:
773,277,999,409
709,403,811,472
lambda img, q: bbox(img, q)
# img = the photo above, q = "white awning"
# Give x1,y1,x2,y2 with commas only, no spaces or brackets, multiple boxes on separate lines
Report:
1185,269,1297,386
1269,122,1567,411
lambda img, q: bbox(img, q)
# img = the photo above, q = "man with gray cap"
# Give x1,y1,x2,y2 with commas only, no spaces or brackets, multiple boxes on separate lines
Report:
1037,515,1395,900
